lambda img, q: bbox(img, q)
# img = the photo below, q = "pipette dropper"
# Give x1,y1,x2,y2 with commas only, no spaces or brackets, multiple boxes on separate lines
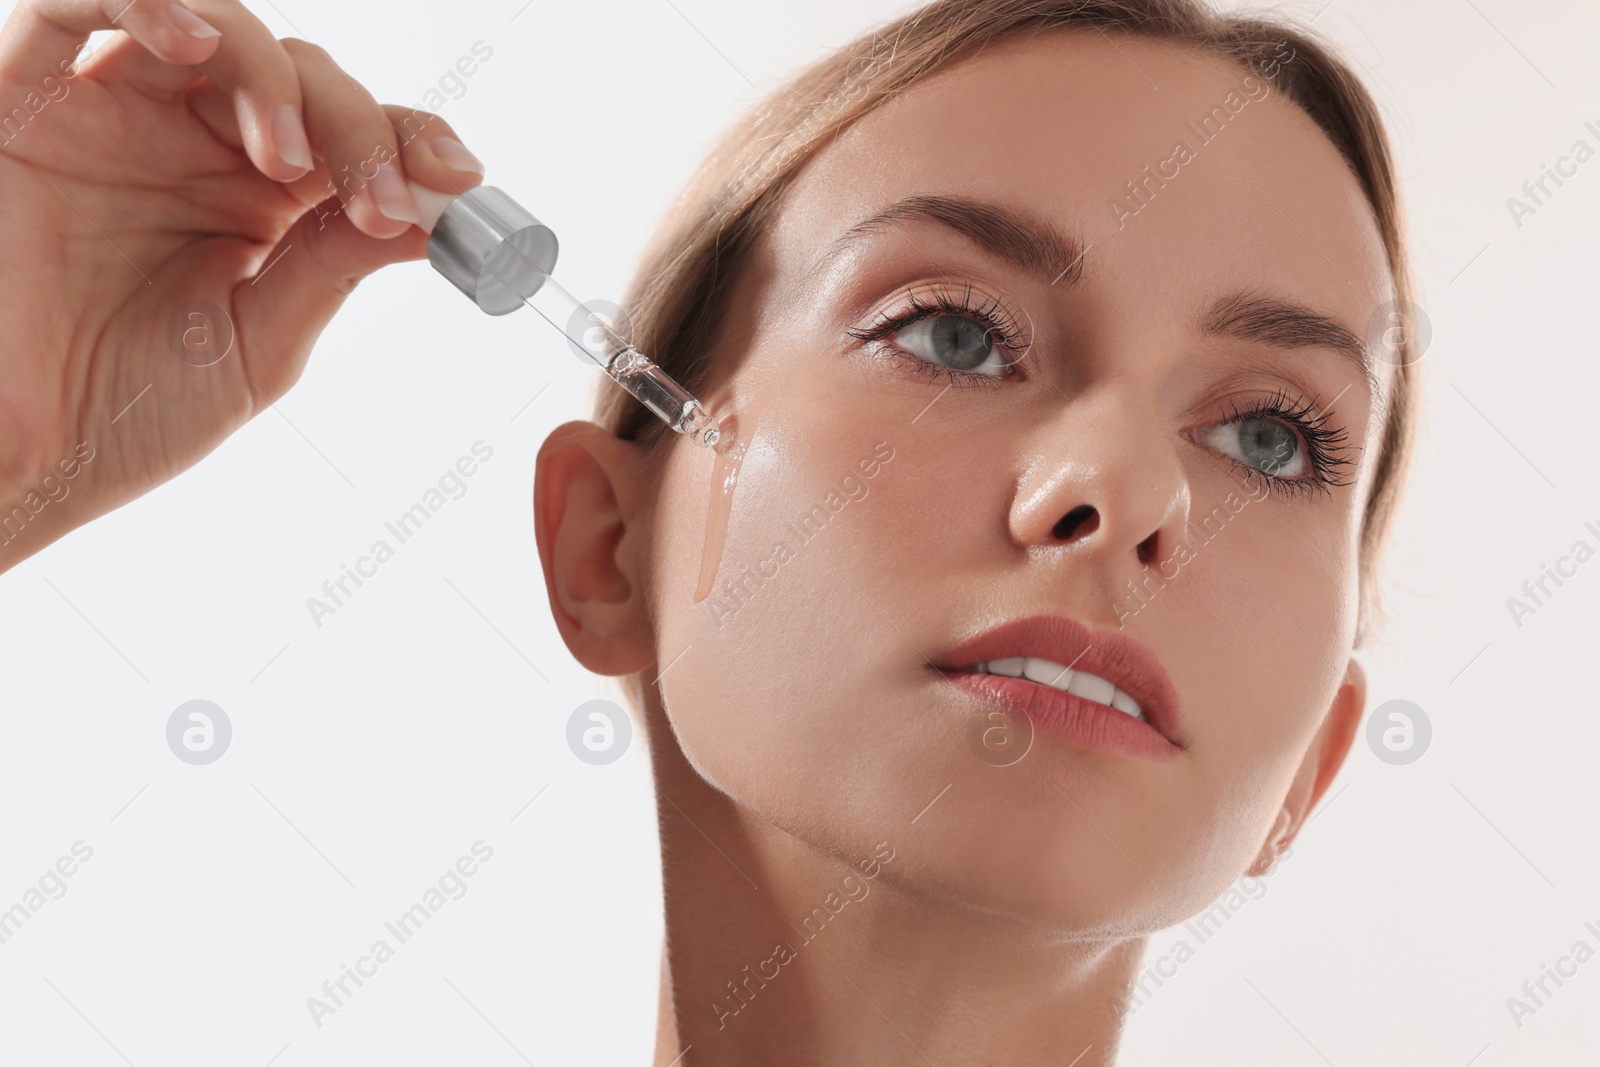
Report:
414,182,726,449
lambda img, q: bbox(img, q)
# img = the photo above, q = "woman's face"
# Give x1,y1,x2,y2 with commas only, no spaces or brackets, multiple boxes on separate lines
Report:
635,31,1390,932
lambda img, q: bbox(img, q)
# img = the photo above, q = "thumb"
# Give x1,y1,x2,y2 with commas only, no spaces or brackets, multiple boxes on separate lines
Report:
230,189,445,403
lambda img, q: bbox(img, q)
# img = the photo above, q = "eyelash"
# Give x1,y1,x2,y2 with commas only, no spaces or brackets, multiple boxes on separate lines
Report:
846,283,1030,389
1215,389,1356,500
847,287,1355,499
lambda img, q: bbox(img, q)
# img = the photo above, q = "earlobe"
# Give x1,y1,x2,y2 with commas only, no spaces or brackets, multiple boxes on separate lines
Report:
1248,806,1294,876
533,420,658,676
1253,658,1367,868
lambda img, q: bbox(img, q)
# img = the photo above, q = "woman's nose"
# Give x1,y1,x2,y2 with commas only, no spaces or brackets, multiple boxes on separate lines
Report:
1011,388,1191,571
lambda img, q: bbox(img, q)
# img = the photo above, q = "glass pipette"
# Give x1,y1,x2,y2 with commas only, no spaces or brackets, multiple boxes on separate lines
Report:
417,183,725,449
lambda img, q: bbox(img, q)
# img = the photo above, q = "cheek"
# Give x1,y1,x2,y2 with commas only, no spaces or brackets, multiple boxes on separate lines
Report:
1147,503,1360,867
1213,515,1357,746
639,359,1366,930
646,381,972,841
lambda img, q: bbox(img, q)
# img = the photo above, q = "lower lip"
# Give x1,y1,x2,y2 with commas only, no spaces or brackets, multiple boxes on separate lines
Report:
945,671,1180,761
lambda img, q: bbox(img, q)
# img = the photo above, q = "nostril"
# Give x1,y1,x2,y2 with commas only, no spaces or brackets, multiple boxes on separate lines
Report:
1053,504,1099,542
1136,530,1159,566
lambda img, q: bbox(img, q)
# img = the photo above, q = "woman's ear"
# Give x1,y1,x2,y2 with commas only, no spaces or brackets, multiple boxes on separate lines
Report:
1250,658,1367,872
534,420,658,676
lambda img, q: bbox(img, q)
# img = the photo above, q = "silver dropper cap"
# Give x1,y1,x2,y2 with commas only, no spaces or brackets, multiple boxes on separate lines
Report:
427,186,559,316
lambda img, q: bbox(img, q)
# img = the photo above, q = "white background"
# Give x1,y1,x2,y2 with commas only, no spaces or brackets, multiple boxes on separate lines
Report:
0,0,1596,1063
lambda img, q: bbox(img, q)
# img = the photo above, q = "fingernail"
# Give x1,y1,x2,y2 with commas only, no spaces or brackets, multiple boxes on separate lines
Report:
167,3,221,38
407,179,456,233
432,136,484,176
370,163,420,226
272,104,313,174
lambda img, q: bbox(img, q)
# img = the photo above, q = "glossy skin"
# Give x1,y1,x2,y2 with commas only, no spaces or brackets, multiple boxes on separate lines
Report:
538,29,1389,1066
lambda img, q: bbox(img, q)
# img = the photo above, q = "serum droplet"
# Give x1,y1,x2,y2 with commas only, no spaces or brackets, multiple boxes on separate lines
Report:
693,390,771,603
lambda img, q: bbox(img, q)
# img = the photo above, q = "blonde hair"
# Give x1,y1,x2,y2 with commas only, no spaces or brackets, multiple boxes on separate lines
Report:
594,0,1416,642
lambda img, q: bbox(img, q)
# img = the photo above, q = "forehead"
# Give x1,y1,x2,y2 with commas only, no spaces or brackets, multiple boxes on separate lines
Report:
768,30,1394,335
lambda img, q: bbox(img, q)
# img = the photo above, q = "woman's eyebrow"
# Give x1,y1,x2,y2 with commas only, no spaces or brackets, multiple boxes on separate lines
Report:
809,193,1090,285
809,194,1377,397
1200,290,1378,397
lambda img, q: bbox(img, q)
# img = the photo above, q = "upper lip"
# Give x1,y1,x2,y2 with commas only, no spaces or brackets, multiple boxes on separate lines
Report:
934,615,1185,750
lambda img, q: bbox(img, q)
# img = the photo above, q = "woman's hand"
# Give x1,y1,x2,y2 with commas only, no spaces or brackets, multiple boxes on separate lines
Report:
0,0,484,568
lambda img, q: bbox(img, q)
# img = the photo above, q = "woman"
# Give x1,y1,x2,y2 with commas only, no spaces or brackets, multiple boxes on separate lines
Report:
535,0,1415,1063
0,0,1415,1062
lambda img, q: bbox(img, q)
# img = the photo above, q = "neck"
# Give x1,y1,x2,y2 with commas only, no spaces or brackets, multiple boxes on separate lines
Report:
646,711,1145,1067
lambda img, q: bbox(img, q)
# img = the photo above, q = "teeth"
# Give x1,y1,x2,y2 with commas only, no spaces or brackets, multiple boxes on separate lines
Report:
1110,687,1143,718
974,659,1145,722
988,657,1026,678
1022,656,1072,687
1068,670,1115,707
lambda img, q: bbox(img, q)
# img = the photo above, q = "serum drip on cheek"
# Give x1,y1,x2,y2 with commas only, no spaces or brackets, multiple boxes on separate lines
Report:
693,388,772,603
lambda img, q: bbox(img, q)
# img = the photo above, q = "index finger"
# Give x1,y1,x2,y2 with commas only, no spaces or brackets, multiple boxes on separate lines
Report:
2,1,316,183
0,0,220,91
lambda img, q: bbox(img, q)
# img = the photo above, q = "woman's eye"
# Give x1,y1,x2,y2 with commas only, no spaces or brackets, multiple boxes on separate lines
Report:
890,314,1013,376
1199,417,1307,478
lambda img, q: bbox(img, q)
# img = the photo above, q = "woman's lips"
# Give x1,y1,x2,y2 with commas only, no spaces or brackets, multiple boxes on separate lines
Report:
934,615,1186,759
